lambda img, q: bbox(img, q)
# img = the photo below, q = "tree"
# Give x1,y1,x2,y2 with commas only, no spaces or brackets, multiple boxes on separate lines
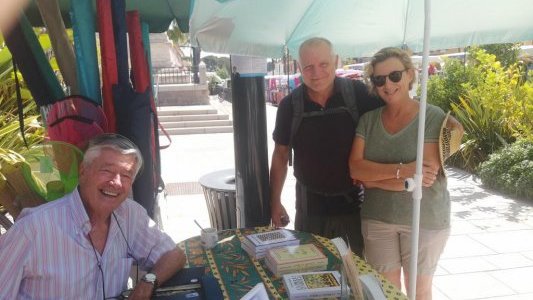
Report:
166,20,188,46
202,55,230,74
478,43,520,68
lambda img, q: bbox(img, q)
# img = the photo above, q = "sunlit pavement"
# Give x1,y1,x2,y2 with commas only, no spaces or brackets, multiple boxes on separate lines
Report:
158,97,533,300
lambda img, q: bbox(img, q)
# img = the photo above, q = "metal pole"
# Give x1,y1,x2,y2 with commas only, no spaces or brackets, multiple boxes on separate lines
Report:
409,0,431,298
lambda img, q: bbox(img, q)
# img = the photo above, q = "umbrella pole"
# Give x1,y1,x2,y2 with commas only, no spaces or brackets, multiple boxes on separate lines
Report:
409,0,432,298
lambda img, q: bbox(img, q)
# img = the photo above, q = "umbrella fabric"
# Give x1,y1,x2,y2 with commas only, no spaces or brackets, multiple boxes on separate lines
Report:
113,84,156,218
97,0,118,132
127,11,162,191
111,0,156,217
3,14,64,106
142,22,163,190
142,23,155,89
21,15,65,102
190,0,533,59
71,0,101,104
25,0,192,33
127,11,150,93
111,0,130,86
35,0,79,94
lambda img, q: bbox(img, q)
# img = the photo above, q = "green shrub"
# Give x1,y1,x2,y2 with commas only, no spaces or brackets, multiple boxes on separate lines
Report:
478,140,533,200
207,74,222,95
479,43,521,69
0,78,43,165
448,49,533,172
216,67,229,80
426,58,481,111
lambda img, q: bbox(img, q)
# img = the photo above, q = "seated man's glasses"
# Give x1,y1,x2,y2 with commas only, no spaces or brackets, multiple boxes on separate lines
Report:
371,69,406,87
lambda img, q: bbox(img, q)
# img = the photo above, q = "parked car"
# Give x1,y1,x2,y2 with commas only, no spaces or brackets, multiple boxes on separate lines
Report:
336,68,364,80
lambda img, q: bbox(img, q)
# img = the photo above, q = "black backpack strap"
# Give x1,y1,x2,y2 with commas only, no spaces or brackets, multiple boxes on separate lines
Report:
288,85,305,166
13,61,29,149
337,77,360,125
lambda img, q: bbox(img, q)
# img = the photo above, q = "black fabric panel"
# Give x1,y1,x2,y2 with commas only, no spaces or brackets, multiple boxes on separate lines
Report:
113,84,155,218
111,0,129,86
4,19,54,106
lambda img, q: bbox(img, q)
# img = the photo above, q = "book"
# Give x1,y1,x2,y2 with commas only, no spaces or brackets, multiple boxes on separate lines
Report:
265,258,327,277
242,229,299,259
239,282,270,300
283,270,342,300
265,244,328,276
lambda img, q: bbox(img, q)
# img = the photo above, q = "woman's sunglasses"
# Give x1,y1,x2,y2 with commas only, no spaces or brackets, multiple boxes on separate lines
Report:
371,69,406,87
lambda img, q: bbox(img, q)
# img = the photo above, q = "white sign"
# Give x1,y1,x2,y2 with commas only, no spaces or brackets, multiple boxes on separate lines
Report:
231,55,267,77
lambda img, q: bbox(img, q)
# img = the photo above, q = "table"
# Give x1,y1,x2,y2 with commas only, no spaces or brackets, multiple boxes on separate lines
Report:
178,227,408,300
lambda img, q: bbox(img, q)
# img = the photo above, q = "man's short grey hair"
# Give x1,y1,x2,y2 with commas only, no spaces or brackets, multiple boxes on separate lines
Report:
298,37,336,61
82,133,144,179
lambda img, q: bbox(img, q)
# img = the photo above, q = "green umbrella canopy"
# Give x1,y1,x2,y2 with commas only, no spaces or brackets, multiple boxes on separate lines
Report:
24,0,192,33
190,0,533,58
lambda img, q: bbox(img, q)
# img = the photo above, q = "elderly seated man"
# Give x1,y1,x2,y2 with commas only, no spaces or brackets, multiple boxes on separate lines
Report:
0,134,185,299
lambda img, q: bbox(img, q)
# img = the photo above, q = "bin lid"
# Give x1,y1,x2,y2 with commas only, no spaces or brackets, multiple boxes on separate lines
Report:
198,168,235,191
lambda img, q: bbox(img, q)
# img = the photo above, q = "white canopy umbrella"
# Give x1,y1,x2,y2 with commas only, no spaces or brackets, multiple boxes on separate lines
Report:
189,0,533,298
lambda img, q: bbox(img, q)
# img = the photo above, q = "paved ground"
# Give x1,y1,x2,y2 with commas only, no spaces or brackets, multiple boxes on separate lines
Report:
158,97,533,300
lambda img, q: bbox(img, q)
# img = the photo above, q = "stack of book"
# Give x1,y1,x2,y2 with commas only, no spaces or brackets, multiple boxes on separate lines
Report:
283,270,342,300
241,229,299,259
265,244,328,276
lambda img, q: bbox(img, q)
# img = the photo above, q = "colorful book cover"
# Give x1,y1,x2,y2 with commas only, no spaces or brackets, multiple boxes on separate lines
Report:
283,271,342,300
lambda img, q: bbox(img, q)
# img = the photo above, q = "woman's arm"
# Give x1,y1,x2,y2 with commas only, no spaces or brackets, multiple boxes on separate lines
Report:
350,137,440,189
349,137,414,182
362,178,406,191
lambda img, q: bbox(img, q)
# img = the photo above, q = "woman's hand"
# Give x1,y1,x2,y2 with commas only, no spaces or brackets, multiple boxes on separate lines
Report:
421,162,439,187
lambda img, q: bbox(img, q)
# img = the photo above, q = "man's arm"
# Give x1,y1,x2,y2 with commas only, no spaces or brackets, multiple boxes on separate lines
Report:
128,247,186,299
270,143,290,227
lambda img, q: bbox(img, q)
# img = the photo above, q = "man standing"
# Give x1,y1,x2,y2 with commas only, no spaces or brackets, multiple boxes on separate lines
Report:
270,38,383,256
0,134,185,299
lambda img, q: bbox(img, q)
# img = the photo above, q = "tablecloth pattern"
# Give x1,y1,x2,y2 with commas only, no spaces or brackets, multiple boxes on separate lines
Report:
177,227,407,300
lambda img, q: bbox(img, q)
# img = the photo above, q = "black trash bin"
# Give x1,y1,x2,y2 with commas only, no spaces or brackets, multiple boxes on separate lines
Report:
199,169,237,230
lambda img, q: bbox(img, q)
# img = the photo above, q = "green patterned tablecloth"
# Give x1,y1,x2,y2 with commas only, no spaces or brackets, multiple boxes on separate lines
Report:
177,227,407,300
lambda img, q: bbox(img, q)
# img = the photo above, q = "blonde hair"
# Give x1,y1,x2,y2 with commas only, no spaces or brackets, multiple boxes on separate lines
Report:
365,47,415,95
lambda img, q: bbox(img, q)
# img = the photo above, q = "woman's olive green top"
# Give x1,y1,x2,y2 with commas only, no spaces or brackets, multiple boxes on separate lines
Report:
356,104,450,229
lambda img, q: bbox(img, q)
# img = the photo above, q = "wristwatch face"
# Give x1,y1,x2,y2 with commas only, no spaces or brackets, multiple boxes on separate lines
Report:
143,273,157,284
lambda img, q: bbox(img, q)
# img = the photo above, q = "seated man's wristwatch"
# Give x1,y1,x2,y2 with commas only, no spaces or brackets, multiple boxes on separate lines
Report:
142,272,157,287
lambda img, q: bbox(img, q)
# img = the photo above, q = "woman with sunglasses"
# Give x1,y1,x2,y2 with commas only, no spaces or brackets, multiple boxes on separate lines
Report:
349,47,454,300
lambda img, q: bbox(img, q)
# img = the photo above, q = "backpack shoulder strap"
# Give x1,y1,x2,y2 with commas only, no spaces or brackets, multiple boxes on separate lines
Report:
287,85,305,166
289,85,305,147
338,78,360,124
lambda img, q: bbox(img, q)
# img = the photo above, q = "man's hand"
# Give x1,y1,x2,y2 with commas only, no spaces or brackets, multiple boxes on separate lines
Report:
128,281,154,300
271,201,289,228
